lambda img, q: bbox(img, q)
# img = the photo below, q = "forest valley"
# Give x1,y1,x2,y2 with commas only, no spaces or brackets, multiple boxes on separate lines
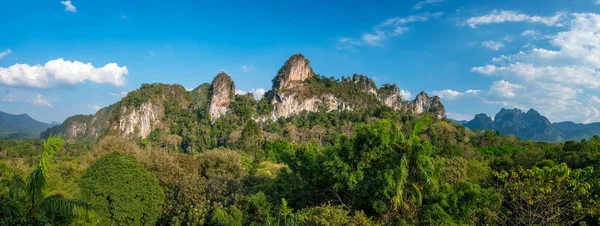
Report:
1,54,599,225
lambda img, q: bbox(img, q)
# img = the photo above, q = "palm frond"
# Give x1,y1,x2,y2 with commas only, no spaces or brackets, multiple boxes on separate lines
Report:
38,134,64,175
9,174,26,200
409,183,422,207
26,166,46,204
392,155,409,211
39,194,90,218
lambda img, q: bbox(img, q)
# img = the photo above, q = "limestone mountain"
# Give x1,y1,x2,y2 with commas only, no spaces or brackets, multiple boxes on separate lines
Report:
208,72,235,120
42,54,446,144
42,83,191,140
462,108,600,142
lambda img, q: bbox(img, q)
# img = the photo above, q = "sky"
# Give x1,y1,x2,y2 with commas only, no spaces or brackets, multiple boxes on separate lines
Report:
1,0,600,124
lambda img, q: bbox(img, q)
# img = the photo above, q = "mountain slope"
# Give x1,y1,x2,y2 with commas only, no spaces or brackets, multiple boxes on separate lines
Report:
0,111,51,135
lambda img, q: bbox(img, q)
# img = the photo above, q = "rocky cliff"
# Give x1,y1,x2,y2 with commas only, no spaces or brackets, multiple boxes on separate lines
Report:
208,72,235,120
268,54,446,120
411,91,446,119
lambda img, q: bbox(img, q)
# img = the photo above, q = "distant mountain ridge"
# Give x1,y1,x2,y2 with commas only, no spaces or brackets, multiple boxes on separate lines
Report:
460,108,600,142
0,111,53,137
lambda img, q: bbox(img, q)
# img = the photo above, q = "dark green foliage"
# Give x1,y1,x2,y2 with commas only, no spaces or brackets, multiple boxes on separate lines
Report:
239,120,263,152
191,83,211,113
495,164,598,225
80,152,165,225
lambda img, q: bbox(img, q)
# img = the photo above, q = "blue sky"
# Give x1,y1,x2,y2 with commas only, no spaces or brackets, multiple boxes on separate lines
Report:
1,0,600,123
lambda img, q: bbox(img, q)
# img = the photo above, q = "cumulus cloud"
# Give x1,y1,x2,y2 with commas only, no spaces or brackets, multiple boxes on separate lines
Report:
108,91,128,97
235,88,267,100
60,1,76,12
464,10,566,28
29,95,52,107
0,58,128,88
413,0,445,10
469,13,600,123
339,12,442,48
432,89,480,100
2,94,14,102
481,41,504,50
399,90,412,100
490,80,524,98
87,104,100,111
0,49,12,59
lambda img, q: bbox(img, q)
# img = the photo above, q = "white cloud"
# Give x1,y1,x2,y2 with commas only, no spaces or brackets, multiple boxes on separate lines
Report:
470,13,600,123
336,38,362,49
432,89,480,100
591,95,600,105
399,90,412,100
339,12,442,48
361,31,386,46
108,91,128,97
413,0,444,10
481,41,504,50
464,10,566,28
29,95,52,108
60,1,76,12
490,80,524,98
2,94,14,102
0,49,12,59
0,58,128,88
596,0,600,4
87,104,100,111
521,29,540,37
235,88,267,100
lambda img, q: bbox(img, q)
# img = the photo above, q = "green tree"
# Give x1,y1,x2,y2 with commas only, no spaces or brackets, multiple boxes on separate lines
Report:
239,120,264,152
80,152,165,225
2,135,89,225
495,163,598,225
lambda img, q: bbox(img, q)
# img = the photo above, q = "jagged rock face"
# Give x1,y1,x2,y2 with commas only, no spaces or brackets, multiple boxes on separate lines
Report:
66,121,87,137
208,73,235,120
118,102,161,138
378,84,403,110
271,93,352,119
412,91,446,119
271,54,317,119
274,54,313,90
352,74,377,95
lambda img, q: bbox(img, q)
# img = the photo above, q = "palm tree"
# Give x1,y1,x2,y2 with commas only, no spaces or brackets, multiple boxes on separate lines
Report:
7,134,89,225
391,120,439,219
